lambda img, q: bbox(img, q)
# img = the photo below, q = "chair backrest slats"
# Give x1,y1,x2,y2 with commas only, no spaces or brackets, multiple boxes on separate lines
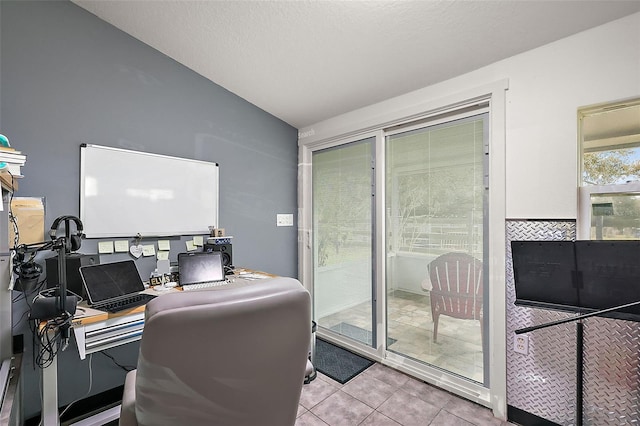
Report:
428,252,483,318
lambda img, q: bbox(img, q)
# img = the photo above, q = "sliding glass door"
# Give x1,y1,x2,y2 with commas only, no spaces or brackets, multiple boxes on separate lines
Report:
307,110,489,387
312,137,376,346
385,114,487,383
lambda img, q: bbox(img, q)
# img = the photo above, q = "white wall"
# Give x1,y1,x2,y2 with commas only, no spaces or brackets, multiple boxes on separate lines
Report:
299,12,640,220
501,12,640,219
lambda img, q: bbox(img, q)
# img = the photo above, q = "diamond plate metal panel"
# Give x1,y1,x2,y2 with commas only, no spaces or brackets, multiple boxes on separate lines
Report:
506,220,577,425
583,317,640,425
506,220,640,425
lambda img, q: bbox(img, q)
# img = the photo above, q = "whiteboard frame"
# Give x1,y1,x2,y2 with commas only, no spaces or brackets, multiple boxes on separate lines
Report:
80,144,219,238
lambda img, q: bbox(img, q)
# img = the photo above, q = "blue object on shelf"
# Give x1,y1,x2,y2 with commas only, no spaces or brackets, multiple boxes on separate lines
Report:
0,134,9,170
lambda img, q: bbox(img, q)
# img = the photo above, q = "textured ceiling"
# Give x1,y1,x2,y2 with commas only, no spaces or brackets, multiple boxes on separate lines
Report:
72,0,640,129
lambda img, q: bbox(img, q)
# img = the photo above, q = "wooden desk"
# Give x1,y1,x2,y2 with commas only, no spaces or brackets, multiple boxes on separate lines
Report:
71,268,275,357
41,269,275,426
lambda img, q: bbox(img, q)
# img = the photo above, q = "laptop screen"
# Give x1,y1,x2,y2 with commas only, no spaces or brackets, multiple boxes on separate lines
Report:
178,252,224,286
80,260,145,304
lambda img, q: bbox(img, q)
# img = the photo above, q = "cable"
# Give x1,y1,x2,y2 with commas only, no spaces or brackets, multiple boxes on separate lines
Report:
58,353,94,420
99,350,136,372
33,313,73,369
34,320,61,369
12,309,30,330
12,290,25,303
7,170,18,249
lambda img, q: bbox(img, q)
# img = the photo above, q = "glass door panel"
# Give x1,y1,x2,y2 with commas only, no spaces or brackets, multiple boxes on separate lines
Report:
312,138,375,346
385,115,487,382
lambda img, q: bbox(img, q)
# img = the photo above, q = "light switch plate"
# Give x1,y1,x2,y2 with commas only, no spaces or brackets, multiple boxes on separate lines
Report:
276,214,294,227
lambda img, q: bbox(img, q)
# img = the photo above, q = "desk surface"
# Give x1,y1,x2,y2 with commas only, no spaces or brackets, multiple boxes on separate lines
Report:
71,268,276,327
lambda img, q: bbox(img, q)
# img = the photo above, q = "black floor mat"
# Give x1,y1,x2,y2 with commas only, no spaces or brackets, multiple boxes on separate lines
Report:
314,338,374,384
329,322,397,346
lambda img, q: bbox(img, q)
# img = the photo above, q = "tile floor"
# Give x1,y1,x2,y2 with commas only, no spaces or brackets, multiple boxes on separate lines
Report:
105,289,499,425
296,363,514,426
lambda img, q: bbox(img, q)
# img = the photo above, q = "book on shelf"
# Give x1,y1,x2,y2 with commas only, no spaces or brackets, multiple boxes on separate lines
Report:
1,163,23,176
0,152,26,163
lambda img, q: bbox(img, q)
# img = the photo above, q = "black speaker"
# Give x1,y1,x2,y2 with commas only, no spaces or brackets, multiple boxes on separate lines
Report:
204,243,233,268
45,253,100,298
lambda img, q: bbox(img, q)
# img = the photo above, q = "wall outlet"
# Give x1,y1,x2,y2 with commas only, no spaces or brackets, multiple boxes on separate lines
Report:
514,334,529,355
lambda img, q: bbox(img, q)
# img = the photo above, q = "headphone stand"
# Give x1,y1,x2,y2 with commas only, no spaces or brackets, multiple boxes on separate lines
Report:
49,215,84,349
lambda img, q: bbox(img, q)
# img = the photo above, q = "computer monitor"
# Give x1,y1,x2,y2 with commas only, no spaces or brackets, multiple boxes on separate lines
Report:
177,251,225,286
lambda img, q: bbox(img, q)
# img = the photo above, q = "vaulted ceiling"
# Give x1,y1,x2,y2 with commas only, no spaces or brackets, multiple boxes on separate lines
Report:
72,1,640,129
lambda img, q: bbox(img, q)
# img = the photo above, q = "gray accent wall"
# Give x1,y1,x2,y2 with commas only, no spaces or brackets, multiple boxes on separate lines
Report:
1,0,298,420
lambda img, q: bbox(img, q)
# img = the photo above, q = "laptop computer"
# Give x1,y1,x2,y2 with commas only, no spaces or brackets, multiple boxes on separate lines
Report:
178,251,227,291
80,260,155,313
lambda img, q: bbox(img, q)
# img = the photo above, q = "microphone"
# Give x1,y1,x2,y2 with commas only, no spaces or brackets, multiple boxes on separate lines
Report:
15,261,43,292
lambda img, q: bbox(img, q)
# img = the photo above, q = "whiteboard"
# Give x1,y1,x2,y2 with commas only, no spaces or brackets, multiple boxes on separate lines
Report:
80,144,218,238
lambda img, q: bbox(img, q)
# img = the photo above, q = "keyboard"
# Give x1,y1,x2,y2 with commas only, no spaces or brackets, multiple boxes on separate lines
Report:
93,293,157,313
181,280,229,291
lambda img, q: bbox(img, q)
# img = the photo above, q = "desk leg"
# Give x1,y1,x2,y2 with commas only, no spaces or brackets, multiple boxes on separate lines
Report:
41,356,60,426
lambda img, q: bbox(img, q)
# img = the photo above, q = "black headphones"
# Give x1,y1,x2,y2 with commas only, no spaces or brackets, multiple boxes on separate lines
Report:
49,215,84,252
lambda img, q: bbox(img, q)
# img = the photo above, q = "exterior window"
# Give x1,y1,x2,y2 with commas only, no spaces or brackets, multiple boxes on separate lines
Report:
578,99,640,240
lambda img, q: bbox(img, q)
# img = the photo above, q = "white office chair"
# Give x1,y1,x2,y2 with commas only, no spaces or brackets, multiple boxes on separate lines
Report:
119,277,311,426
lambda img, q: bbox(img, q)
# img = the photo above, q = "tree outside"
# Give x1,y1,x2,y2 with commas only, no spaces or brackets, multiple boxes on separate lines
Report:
583,148,640,185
